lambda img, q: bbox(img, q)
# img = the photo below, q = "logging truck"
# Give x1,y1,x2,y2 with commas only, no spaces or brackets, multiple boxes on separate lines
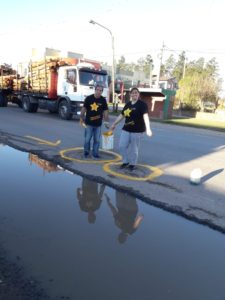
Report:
0,58,108,120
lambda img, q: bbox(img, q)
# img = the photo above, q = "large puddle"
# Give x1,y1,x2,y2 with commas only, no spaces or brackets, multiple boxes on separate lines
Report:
0,145,225,300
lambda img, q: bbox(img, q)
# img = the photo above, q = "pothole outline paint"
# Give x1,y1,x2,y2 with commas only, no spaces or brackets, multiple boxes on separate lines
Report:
103,162,163,181
25,136,163,181
59,147,122,164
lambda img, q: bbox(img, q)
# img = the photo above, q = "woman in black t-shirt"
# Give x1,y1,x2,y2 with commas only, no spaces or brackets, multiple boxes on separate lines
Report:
110,87,152,171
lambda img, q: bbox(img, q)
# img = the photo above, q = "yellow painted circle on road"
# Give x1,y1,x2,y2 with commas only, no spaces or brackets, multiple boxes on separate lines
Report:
59,147,121,164
103,162,163,181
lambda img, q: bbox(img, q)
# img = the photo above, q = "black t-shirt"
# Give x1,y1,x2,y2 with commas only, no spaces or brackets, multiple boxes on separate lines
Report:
122,99,148,132
77,180,102,212
84,94,108,127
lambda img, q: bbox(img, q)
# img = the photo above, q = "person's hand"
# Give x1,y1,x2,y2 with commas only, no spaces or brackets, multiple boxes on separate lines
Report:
110,124,116,131
104,121,110,129
80,118,87,128
77,188,83,199
146,128,152,137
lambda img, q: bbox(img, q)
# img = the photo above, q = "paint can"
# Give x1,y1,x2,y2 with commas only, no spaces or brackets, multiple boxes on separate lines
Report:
102,131,114,150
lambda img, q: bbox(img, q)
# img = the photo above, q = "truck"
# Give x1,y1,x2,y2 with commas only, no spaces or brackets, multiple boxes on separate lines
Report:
0,57,108,120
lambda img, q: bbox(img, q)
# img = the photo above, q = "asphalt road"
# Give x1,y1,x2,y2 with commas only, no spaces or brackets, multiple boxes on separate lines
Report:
0,104,225,233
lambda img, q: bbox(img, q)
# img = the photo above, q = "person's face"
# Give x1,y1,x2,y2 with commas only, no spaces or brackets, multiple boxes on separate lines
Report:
94,87,103,98
130,90,139,101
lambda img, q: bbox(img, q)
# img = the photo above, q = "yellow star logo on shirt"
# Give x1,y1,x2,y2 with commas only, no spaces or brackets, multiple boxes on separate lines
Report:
90,102,99,111
124,108,132,117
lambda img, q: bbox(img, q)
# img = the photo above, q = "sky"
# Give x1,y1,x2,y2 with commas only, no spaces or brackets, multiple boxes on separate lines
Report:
1,0,225,94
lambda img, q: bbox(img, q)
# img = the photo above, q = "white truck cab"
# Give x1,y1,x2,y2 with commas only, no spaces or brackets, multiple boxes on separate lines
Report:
57,63,108,102
56,63,108,119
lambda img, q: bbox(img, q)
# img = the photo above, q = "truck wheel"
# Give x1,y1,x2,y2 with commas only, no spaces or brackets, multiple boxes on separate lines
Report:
22,96,32,112
58,100,72,120
17,101,23,108
0,92,7,107
48,108,57,114
22,96,38,113
31,103,38,112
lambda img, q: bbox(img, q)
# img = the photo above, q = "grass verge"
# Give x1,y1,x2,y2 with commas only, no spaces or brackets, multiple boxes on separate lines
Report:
160,117,225,132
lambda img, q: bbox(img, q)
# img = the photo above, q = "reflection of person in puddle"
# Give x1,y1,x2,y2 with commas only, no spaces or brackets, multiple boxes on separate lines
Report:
106,191,144,244
77,178,105,224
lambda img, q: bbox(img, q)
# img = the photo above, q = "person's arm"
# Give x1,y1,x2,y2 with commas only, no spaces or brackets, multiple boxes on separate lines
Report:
80,106,86,121
143,113,152,136
77,188,82,200
133,214,144,229
103,110,109,128
80,106,87,127
110,113,124,131
99,184,106,199
105,193,118,216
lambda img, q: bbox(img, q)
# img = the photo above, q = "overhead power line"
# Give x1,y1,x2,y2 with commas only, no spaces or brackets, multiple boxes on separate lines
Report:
164,46,225,55
94,47,225,62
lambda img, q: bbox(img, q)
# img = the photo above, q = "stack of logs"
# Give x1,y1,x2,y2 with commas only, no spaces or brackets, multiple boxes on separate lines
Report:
1,58,73,92
29,58,58,93
0,64,27,90
28,153,61,173
29,58,72,93
0,64,17,89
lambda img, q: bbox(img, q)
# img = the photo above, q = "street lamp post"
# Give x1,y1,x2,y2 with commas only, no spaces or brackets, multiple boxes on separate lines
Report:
89,20,116,111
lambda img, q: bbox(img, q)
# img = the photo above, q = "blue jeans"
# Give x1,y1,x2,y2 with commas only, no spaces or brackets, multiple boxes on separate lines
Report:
84,125,101,157
119,130,143,165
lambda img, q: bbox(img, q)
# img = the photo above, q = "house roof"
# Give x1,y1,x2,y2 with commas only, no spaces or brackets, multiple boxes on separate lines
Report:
138,88,165,97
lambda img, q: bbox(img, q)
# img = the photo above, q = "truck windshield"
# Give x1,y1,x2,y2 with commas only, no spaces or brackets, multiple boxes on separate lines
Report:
79,70,108,88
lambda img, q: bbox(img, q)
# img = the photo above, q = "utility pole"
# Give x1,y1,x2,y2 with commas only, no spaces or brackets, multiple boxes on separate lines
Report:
182,54,186,79
149,59,153,88
179,54,187,114
156,41,165,88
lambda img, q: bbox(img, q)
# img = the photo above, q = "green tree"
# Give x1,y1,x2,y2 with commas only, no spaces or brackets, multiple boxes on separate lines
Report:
176,56,221,110
116,55,126,73
173,51,186,81
205,57,219,78
161,54,176,77
116,56,137,73
136,54,154,77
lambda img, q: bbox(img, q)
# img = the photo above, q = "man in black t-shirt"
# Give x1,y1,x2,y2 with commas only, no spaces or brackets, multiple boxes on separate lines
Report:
80,85,109,158
77,178,105,224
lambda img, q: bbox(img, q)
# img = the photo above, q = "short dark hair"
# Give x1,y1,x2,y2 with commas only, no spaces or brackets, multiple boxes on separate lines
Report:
95,84,103,91
130,87,139,93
